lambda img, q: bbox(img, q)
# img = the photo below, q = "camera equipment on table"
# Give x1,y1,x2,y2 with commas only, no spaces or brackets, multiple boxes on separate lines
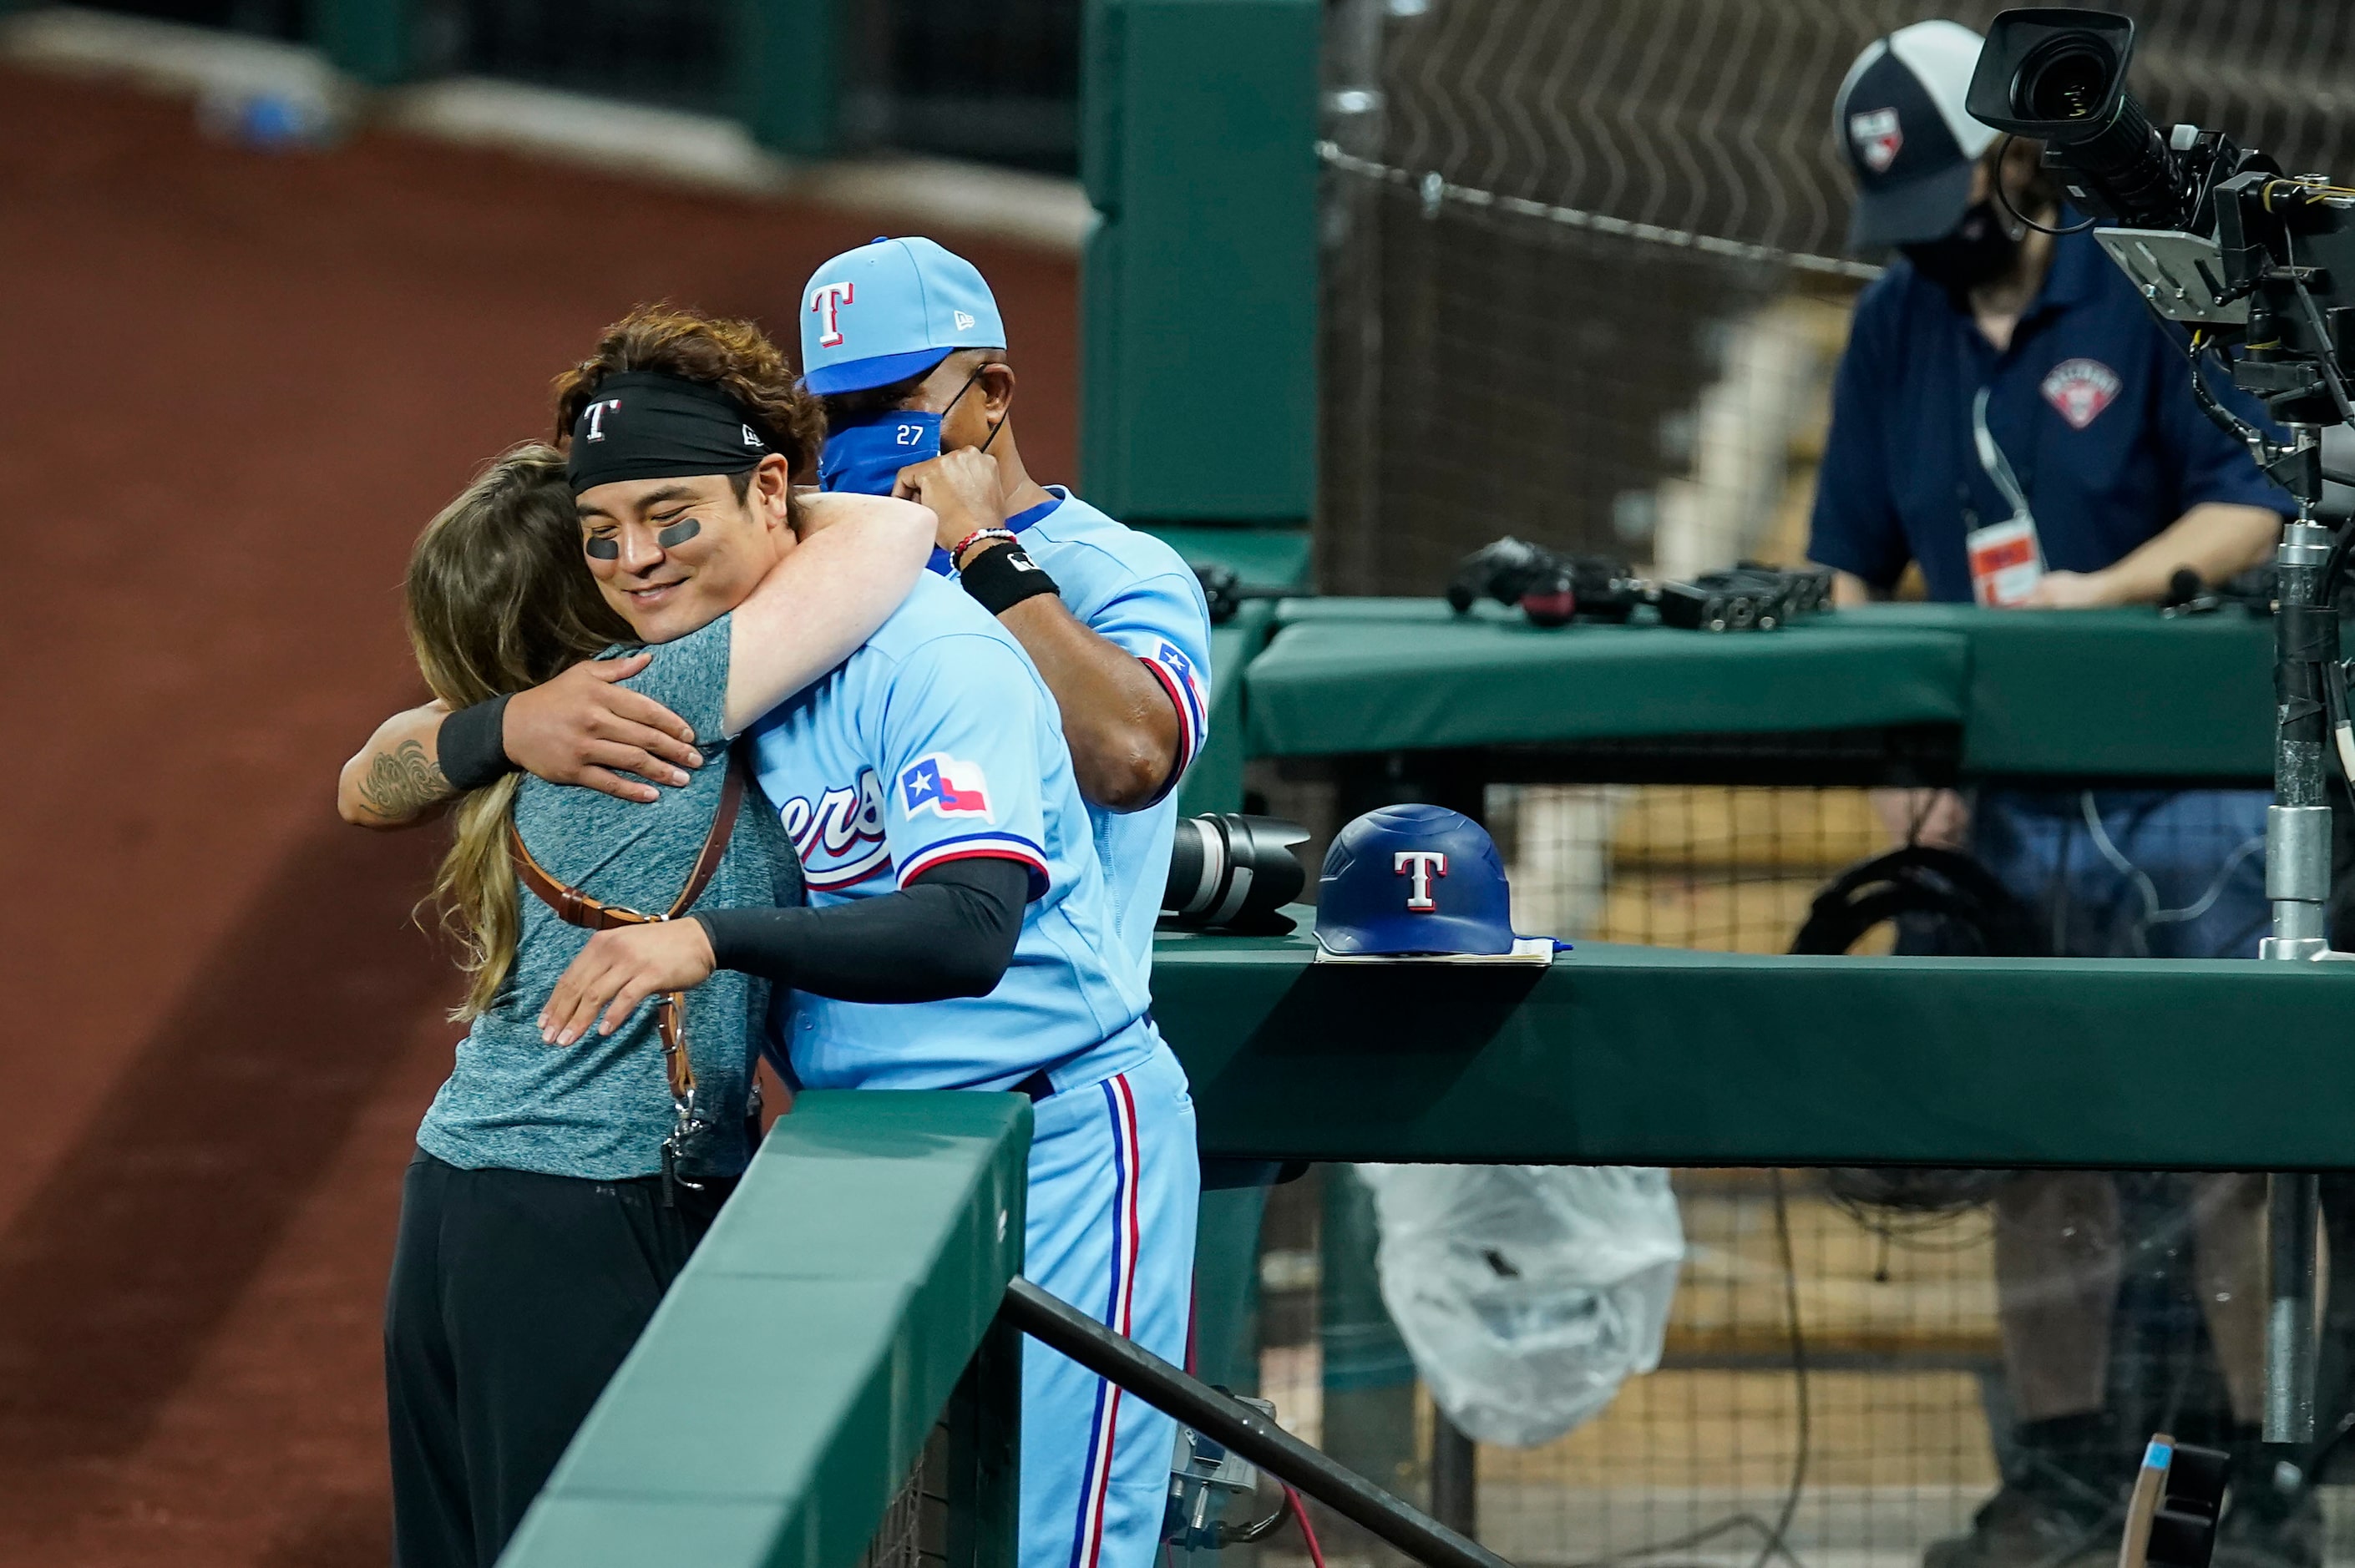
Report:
1654,564,1835,632
1445,537,1644,626
1445,539,1829,632
1967,8,2355,961
1162,814,1309,935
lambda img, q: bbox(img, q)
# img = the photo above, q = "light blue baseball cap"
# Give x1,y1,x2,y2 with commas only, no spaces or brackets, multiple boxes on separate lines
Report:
799,236,1007,396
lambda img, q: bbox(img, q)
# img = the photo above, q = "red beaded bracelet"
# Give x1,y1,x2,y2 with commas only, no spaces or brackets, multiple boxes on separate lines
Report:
950,527,1018,568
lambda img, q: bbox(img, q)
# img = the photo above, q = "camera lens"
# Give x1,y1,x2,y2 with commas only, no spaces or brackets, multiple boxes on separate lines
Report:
1162,814,1309,933
2017,38,2116,124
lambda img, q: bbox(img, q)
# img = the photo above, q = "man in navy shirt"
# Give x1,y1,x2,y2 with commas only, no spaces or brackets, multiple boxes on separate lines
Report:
1811,23,2304,1568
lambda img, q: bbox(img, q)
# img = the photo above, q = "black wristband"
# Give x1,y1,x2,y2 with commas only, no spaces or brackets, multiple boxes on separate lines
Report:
960,544,1061,617
436,693,517,792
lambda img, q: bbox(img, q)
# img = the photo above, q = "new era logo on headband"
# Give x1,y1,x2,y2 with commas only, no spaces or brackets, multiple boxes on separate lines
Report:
742,424,765,448
584,398,621,440
1850,108,1902,173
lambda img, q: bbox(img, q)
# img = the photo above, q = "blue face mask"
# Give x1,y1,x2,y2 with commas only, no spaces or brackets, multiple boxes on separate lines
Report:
818,411,942,496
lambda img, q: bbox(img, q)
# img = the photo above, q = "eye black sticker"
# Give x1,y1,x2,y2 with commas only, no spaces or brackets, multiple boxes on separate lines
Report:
585,537,620,559
656,517,701,549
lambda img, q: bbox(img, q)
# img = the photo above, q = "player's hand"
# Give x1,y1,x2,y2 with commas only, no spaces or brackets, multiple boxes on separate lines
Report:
539,921,717,1045
504,654,704,804
2018,569,2115,609
893,448,1006,556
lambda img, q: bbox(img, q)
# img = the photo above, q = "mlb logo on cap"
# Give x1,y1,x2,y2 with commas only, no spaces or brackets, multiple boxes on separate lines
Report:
1831,19,1998,251
800,236,1008,396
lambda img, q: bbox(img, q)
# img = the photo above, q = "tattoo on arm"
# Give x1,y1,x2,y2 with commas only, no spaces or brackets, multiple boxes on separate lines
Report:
357,739,453,820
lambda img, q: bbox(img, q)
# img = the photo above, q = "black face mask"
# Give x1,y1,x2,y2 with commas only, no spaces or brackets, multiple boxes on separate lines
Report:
1898,200,2021,297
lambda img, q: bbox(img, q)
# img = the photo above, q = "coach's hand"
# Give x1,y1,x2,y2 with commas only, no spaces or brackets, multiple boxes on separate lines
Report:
893,448,1005,556
505,654,705,804
540,921,717,1045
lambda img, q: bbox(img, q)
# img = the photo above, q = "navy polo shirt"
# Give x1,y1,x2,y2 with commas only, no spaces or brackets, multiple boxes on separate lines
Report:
1808,226,2289,602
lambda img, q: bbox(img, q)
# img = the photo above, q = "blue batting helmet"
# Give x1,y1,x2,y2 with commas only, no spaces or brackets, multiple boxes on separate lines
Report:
1314,804,1520,956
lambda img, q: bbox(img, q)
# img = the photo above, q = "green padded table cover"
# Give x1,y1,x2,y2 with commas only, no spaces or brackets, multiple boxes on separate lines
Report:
1242,598,2275,780
1842,604,2274,779
1243,600,1970,756
1150,924,2355,1169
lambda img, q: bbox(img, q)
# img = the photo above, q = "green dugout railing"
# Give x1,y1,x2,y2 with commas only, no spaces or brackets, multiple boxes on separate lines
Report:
1149,924,2355,1170
497,1091,1031,1568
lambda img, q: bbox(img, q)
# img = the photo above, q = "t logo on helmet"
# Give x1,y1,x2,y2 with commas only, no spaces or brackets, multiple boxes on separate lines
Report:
1393,850,1448,911
808,280,855,348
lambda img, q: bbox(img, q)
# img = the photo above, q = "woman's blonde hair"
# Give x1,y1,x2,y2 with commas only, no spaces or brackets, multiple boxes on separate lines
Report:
407,443,636,1018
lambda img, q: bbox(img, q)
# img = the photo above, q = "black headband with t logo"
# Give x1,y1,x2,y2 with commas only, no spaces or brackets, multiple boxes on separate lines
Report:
565,371,782,494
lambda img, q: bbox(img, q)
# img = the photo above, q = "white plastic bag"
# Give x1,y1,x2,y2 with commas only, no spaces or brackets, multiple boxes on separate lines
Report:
1355,1163,1684,1447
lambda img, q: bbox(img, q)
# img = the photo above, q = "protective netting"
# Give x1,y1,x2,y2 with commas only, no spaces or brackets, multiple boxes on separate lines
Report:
848,0,1081,173
1262,1164,2355,1568
860,1420,953,1568
1317,0,2355,594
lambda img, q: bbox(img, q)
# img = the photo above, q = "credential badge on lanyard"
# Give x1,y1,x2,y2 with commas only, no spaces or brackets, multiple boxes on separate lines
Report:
1964,385,2046,608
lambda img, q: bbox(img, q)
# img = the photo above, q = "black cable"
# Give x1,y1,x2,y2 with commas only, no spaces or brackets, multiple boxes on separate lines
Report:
1218,1501,1294,1545
1543,1176,1812,1568
1992,136,2099,237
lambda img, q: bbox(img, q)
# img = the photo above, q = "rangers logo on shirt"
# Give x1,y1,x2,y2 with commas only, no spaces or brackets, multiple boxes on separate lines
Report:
776,771,891,890
900,753,994,820
1849,108,1902,174
2042,358,2122,430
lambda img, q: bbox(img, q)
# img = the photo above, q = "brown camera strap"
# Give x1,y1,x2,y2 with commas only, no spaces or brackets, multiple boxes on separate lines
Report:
509,746,748,1104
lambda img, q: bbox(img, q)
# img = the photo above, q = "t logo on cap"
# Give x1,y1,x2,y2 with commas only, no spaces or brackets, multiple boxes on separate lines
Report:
808,280,855,349
1394,850,1448,911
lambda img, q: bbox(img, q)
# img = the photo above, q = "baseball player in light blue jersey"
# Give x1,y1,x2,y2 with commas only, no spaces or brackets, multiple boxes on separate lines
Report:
802,236,1214,979
797,236,1209,1568
736,570,1201,1568
529,316,1203,1568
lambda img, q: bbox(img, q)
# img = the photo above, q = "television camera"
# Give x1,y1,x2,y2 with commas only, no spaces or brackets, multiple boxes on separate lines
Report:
1969,7,2355,965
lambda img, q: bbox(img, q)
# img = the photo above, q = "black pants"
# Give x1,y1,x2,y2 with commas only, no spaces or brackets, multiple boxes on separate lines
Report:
384,1150,731,1568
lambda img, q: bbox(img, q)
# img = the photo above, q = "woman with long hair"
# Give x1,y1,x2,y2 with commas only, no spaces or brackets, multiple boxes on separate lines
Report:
375,422,934,1566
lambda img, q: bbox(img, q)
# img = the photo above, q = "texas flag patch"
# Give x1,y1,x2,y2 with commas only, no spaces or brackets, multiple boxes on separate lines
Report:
899,753,993,819
2042,358,2122,430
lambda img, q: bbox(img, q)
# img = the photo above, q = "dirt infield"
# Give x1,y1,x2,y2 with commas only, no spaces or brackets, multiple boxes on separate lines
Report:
0,65,1075,1566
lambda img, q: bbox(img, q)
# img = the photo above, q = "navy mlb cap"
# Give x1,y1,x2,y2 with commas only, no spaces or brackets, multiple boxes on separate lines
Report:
1833,19,1998,251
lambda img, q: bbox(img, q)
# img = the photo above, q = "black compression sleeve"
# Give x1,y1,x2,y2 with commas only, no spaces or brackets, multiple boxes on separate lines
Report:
695,855,1030,1003
436,694,516,792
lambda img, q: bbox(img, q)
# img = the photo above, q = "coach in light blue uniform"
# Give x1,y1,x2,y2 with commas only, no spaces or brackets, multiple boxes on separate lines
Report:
802,236,1214,977
796,236,1209,1568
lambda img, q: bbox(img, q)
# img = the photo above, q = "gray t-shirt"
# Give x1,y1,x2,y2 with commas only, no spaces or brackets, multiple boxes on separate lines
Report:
417,615,798,1181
